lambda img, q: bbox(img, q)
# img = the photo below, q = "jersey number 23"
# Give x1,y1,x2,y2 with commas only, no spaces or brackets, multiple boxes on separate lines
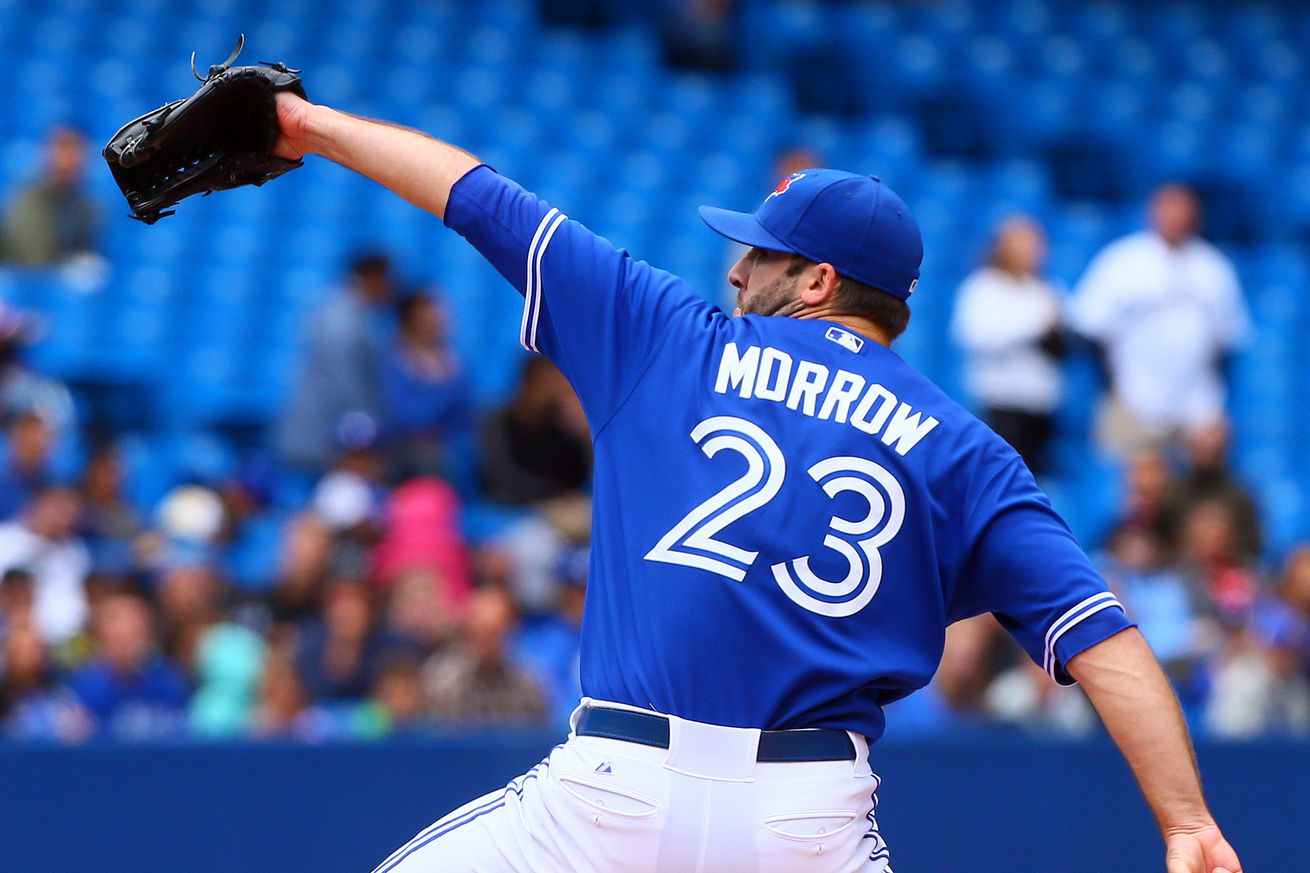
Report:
644,416,906,618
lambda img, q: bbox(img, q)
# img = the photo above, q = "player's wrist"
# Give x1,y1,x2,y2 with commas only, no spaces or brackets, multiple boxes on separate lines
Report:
1163,816,1218,836
297,103,335,157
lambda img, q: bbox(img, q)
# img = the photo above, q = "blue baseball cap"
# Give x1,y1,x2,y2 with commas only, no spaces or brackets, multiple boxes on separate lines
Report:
699,168,923,300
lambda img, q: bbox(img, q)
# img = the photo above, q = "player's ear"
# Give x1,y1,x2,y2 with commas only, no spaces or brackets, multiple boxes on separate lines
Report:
799,262,840,306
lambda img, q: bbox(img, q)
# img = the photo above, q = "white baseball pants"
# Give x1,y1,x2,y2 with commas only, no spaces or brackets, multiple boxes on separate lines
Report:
369,699,893,873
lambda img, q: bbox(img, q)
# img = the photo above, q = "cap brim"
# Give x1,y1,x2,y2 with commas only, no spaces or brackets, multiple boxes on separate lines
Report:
699,206,795,253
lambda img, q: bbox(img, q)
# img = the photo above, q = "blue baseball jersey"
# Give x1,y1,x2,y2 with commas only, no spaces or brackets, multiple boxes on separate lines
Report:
447,166,1134,741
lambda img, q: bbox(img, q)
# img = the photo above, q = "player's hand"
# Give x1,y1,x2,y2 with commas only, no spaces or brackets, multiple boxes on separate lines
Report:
1164,823,1242,873
273,90,315,161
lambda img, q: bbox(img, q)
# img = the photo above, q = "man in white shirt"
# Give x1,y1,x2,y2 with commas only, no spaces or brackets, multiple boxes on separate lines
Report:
1069,185,1249,458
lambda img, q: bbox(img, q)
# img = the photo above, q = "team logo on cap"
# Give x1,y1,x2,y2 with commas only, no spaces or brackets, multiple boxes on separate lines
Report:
766,172,806,200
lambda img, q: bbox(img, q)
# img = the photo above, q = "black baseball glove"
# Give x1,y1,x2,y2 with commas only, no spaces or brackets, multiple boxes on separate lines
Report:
103,35,307,224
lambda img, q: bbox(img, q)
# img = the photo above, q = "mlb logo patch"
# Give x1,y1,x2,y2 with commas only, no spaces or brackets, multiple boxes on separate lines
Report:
825,326,864,354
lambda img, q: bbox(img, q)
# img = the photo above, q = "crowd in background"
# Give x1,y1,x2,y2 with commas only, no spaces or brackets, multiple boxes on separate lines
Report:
0,128,594,741
3,18,1310,745
931,180,1309,738
0,246,595,742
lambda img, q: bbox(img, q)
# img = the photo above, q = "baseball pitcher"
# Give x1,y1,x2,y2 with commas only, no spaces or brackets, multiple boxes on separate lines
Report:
268,92,1239,873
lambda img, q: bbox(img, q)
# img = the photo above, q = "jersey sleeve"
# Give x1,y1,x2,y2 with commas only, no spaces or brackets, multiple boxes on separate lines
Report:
443,165,712,427
949,452,1136,685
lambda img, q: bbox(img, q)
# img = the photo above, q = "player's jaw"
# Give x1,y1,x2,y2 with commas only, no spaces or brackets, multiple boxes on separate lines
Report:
729,247,806,318
738,273,805,317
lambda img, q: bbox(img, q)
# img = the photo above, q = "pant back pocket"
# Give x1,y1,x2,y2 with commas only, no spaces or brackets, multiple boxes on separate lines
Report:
558,776,663,820
762,810,860,842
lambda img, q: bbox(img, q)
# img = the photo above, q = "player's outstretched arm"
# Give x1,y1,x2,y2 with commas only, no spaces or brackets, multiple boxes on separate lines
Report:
272,92,481,220
1067,628,1242,873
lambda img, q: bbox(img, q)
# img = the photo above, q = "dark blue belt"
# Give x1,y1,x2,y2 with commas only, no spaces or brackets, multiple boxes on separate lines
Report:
575,706,856,763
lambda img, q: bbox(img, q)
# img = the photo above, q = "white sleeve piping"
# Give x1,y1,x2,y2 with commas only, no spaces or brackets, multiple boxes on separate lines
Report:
1043,592,1124,680
520,208,567,353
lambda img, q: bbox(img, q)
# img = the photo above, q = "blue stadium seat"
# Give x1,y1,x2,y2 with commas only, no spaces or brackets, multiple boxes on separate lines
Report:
1256,478,1305,559
738,0,827,71
1250,38,1301,84
115,432,176,515
832,0,895,48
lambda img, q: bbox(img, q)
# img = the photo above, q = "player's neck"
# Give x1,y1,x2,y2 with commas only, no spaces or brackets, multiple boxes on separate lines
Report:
793,309,893,348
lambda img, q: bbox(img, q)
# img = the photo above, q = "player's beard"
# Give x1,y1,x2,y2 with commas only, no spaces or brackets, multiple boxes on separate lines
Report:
738,274,801,317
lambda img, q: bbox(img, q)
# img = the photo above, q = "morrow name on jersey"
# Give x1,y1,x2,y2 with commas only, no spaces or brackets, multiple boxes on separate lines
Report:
713,340,940,456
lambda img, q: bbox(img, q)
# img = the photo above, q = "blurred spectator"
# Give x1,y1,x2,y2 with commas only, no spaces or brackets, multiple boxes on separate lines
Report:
155,561,225,669
1205,603,1310,738
188,622,266,737
311,468,380,538
276,253,397,471
1096,525,1202,696
951,216,1064,473
656,0,738,73
0,567,35,635
212,456,275,546
0,303,75,434
1161,419,1262,561
250,654,310,738
372,477,472,629
0,486,89,645
311,469,383,580
367,653,431,737
0,126,98,267
255,639,422,741
0,623,91,742
492,506,594,614
480,357,592,506
424,587,549,725
0,411,55,520
382,568,458,651
155,483,225,551
983,658,1096,737
79,444,145,569
379,291,472,480
513,546,587,726
1176,499,1259,626
1278,546,1310,631
1070,185,1249,458
67,591,188,739
269,513,333,625
294,577,401,701
53,570,113,670
309,414,387,578
1119,448,1175,542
